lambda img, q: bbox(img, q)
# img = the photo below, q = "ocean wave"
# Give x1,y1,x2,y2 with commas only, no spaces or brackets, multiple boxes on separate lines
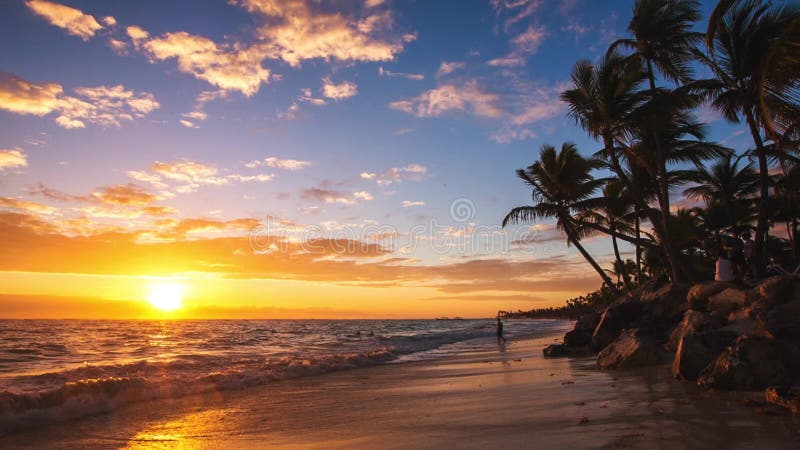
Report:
0,319,559,434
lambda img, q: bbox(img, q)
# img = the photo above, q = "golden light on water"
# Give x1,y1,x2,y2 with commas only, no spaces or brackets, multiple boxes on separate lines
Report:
146,282,185,312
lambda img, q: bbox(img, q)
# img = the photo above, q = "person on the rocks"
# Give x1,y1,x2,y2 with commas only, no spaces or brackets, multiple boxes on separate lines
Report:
715,250,735,282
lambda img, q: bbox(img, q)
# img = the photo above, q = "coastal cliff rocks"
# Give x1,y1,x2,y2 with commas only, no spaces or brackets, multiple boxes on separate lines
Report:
632,283,690,340
564,312,600,347
697,336,796,391
757,276,795,305
590,299,643,352
755,299,800,343
687,281,737,310
672,329,738,381
597,329,663,370
667,310,711,352
707,288,748,314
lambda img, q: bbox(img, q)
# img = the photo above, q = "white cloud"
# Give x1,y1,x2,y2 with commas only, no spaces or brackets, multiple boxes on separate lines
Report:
247,157,311,170
179,119,198,128
488,25,547,67
402,200,425,207
0,149,28,171
26,0,103,40
389,80,503,119
234,0,412,67
354,191,374,201
363,164,428,187
321,78,358,100
0,73,159,129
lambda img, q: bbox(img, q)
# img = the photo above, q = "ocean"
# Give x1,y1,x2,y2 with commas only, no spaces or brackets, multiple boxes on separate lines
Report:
0,318,563,433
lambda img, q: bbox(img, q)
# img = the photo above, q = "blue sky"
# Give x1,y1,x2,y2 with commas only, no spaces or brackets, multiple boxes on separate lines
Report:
0,0,754,318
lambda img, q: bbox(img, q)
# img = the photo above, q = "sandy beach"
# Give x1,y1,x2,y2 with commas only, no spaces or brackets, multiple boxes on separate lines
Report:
1,322,798,450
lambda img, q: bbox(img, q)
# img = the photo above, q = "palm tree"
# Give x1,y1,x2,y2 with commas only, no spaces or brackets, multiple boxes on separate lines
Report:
693,0,800,271
579,182,635,291
609,0,704,282
560,52,655,282
683,153,759,233
502,143,618,292
773,162,800,261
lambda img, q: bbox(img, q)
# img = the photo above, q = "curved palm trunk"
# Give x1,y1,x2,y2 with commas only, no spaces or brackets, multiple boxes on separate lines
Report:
634,204,643,283
564,220,619,295
746,110,770,274
645,59,684,283
611,228,632,291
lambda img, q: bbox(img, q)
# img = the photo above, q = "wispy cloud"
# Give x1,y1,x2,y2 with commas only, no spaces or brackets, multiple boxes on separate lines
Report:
379,67,424,81
436,61,465,77
389,80,503,119
488,25,547,67
246,157,311,170
402,200,425,207
361,164,428,187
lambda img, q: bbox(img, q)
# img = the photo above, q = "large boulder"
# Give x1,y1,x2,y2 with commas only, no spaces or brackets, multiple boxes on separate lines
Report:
564,312,600,347
722,307,757,336
698,336,796,390
543,344,570,357
755,276,795,305
672,329,739,381
755,299,800,344
707,288,748,314
591,299,644,352
597,329,663,370
632,283,691,340
667,310,711,352
687,282,738,311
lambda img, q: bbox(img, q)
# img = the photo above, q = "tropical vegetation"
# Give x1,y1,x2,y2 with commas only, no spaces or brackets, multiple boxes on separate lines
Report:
503,0,800,297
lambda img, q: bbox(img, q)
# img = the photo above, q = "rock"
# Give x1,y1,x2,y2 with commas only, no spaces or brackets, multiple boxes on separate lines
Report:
564,312,601,347
672,329,739,381
543,344,570,357
564,329,592,347
641,283,690,304
756,299,800,343
698,336,795,390
756,276,794,304
707,288,748,313
591,299,644,352
722,307,756,335
687,282,738,311
597,329,663,370
667,310,710,352
765,385,800,414
633,284,690,341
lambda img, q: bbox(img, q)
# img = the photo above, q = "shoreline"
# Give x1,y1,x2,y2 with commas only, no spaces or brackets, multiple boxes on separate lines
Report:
2,323,799,449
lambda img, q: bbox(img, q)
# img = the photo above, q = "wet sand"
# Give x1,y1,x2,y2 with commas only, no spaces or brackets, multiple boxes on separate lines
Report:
2,330,799,449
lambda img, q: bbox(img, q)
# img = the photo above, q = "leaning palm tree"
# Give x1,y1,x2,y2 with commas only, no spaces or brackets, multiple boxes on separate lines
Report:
579,181,636,291
502,143,618,292
693,0,800,271
609,0,704,282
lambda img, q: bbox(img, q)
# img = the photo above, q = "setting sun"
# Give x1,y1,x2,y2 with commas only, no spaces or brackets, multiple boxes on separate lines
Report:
146,283,185,312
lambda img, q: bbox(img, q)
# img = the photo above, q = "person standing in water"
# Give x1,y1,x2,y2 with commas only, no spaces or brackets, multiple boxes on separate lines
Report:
496,317,506,343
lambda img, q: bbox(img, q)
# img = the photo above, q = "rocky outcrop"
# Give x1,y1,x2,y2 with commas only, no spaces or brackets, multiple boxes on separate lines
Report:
591,299,643,352
672,329,738,381
707,288,748,314
667,310,710,352
633,283,690,340
687,282,737,311
755,299,800,344
698,336,796,391
756,276,795,305
543,344,570,357
597,329,663,370
564,312,600,347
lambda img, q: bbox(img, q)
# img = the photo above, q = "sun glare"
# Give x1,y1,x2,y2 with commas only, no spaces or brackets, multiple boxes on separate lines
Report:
146,282,185,312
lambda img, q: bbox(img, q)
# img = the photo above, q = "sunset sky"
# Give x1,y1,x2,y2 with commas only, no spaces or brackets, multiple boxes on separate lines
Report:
0,0,748,318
